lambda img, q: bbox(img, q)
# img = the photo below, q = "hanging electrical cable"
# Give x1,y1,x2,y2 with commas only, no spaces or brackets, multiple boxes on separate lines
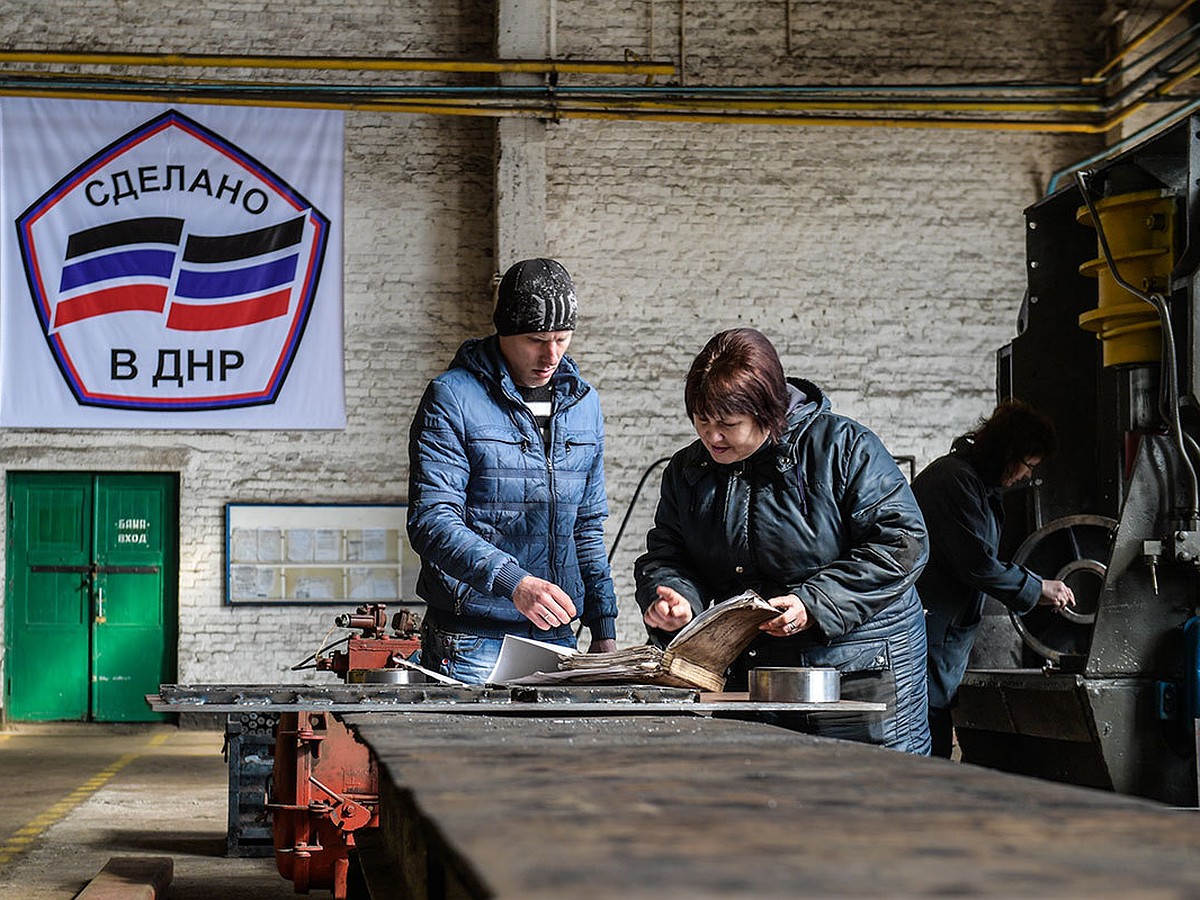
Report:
607,457,672,564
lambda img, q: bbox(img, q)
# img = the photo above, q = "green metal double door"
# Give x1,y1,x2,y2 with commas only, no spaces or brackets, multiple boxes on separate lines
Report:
6,473,178,721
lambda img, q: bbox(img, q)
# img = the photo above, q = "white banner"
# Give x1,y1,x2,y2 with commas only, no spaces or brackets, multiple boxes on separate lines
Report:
0,99,345,428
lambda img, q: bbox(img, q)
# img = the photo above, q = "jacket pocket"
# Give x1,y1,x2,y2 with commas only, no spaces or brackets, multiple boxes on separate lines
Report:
466,507,525,538
464,427,532,470
559,431,600,472
450,575,474,615
561,427,600,448
801,638,891,674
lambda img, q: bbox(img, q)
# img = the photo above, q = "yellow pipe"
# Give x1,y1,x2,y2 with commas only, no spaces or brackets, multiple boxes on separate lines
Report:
0,71,1107,116
560,97,1103,114
0,4,1190,134
0,57,1190,134
0,85,1119,132
0,67,1098,110
0,4,1185,102
1154,58,1200,95
548,109,1108,131
0,83,995,120
0,49,675,77
1085,0,1200,83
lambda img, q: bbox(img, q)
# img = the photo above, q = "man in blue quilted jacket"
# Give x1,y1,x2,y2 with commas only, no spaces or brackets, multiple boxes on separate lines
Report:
407,258,619,683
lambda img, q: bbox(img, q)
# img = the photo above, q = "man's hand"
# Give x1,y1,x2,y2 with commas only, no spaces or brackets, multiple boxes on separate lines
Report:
1037,579,1076,612
512,576,577,630
642,586,694,631
587,638,618,654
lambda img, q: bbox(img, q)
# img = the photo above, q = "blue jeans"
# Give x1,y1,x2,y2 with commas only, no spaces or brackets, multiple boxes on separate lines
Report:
421,621,576,685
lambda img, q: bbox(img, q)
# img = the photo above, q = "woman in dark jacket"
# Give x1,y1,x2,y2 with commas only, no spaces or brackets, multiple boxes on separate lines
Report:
635,328,931,753
912,400,1074,758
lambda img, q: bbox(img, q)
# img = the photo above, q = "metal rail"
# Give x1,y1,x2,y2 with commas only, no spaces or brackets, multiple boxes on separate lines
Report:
148,683,884,715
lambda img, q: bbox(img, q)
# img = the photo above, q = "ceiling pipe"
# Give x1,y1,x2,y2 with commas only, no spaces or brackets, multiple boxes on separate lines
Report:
0,2,1194,133
0,49,674,77
1094,23,1200,104
0,82,1134,132
1046,95,1200,193
0,63,1167,125
0,73,1109,115
1085,0,1200,84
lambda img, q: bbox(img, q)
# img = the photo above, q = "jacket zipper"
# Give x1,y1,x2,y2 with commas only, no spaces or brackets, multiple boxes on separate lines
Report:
508,379,587,591
517,402,557,586
538,384,588,589
546,416,557,585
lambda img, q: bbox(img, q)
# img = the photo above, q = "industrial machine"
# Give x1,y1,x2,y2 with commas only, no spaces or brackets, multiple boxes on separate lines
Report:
954,114,1200,806
308,603,422,682
269,604,421,898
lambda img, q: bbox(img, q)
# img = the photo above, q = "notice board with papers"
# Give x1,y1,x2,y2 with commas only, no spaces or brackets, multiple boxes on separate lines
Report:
225,503,420,606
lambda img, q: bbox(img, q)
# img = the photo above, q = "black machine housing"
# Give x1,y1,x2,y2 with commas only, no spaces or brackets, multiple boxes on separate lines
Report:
955,115,1200,806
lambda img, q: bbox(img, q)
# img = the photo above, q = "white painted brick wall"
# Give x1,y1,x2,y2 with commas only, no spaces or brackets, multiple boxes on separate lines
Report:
544,120,1102,637
0,0,1119,689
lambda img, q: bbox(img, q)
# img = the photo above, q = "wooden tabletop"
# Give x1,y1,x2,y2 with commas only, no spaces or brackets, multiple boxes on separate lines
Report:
344,712,1200,899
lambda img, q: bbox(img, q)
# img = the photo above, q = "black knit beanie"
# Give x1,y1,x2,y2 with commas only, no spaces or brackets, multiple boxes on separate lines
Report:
493,258,578,336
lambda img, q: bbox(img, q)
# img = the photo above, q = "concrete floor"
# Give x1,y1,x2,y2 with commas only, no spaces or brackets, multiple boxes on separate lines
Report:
0,723,299,900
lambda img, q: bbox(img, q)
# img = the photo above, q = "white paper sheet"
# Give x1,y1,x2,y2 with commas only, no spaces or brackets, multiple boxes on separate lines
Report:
487,634,577,684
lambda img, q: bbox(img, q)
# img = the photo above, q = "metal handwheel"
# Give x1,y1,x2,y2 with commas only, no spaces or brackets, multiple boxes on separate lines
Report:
1007,514,1117,664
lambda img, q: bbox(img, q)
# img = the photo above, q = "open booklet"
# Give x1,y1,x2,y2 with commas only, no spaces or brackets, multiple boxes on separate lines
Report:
487,590,781,692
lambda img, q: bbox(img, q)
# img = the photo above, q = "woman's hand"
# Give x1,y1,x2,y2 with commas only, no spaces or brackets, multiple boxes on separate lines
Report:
1037,579,1075,613
760,594,811,637
643,586,695,631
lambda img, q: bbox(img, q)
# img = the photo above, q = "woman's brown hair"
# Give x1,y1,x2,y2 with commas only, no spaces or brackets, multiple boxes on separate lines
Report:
960,399,1058,485
685,328,790,440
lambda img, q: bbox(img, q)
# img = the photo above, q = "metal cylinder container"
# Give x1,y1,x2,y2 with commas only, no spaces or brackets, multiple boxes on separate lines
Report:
748,666,840,703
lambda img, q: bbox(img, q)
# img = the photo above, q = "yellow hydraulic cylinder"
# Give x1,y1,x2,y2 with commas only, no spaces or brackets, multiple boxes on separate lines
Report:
1076,189,1175,366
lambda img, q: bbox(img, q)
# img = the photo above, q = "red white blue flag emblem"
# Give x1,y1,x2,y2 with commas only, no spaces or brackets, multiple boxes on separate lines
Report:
53,214,309,333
